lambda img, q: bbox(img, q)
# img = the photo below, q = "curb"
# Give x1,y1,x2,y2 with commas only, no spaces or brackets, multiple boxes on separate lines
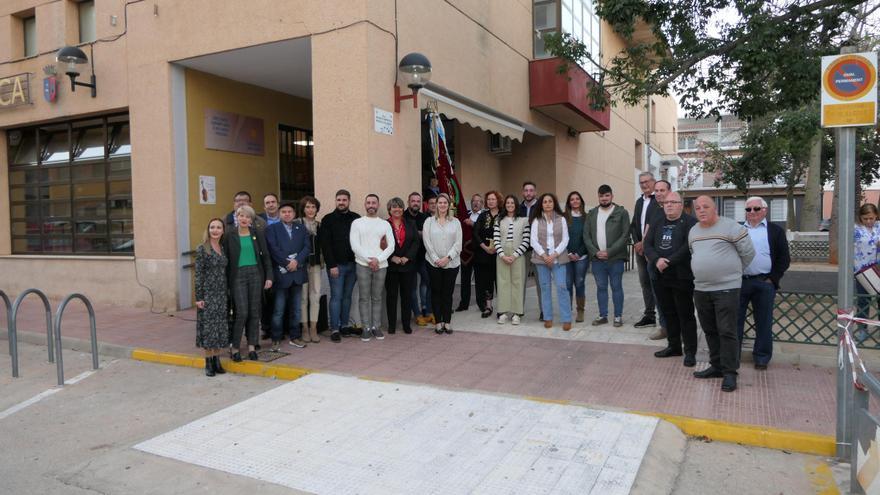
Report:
128,347,836,457
633,411,835,457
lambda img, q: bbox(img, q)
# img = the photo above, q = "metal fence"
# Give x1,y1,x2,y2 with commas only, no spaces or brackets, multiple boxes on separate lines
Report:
742,292,880,349
788,239,830,262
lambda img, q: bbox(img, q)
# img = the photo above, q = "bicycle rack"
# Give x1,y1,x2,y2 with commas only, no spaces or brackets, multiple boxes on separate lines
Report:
53,293,98,386
1,290,11,357
9,288,54,378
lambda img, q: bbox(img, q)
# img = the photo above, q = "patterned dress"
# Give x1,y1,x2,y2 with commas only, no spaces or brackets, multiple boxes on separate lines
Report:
195,244,229,349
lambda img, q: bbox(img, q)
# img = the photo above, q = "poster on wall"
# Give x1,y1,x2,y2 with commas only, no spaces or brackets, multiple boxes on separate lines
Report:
205,109,265,155
199,175,216,205
374,107,393,135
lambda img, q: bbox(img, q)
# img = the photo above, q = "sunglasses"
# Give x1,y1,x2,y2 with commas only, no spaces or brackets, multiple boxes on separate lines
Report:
744,207,764,212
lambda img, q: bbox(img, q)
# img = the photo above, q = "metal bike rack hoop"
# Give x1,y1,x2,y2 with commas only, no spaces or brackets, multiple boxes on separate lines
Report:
54,293,99,386
9,288,54,378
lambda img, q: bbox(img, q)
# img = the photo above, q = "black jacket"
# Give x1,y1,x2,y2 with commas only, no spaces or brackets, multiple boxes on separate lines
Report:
472,210,500,264
630,194,662,243
644,213,698,282
387,218,421,273
745,221,791,289
223,227,273,287
320,209,360,269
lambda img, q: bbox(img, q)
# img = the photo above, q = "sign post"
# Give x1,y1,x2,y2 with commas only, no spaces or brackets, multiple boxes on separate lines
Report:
825,48,878,461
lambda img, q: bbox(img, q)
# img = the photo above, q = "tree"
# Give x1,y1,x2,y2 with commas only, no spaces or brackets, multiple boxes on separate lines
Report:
556,0,878,117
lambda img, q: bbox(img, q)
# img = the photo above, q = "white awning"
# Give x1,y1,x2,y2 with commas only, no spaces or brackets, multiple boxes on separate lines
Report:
420,88,526,142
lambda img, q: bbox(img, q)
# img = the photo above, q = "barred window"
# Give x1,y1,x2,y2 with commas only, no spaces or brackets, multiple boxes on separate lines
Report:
7,113,133,255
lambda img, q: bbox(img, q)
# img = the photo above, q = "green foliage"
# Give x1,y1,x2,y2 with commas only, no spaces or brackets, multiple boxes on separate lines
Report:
542,32,611,110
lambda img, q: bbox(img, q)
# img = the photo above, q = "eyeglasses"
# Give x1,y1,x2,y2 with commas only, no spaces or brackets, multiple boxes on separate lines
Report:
744,207,764,212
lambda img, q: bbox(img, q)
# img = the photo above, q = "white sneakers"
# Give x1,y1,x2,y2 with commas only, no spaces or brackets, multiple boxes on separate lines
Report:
511,315,521,325
497,314,508,324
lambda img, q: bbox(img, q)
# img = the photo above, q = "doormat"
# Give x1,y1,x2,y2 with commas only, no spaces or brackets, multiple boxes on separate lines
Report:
255,349,290,363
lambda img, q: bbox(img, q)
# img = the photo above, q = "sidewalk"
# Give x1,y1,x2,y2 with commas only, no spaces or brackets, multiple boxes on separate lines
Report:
2,270,839,438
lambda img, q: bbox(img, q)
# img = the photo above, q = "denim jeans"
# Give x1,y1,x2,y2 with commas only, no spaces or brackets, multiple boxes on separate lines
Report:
411,259,432,317
592,260,624,318
327,262,357,331
536,263,572,323
271,284,302,342
566,257,589,299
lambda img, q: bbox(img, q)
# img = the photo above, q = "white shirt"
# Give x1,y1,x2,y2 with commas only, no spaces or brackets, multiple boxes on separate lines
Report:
349,216,395,268
639,194,653,237
469,209,483,223
597,205,615,251
530,216,569,262
743,219,773,276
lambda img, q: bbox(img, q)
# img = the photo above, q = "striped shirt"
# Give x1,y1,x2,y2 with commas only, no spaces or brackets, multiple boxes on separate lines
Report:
688,216,756,291
494,217,531,257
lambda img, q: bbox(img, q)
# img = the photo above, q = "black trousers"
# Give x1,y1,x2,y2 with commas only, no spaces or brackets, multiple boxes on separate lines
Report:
654,276,697,356
694,289,741,375
473,261,496,311
458,261,473,308
429,265,459,324
231,265,262,348
385,270,415,331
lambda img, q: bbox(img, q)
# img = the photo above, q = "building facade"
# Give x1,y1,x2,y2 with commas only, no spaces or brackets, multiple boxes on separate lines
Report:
0,0,677,309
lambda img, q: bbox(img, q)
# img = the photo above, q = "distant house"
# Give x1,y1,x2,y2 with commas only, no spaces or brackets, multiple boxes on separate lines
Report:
676,115,808,230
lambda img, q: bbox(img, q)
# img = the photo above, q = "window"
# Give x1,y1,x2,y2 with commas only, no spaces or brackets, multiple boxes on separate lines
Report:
7,114,133,255
534,0,601,75
678,133,698,151
23,16,36,57
723,199,745,222
634,139,643,170
770,199,788,222
78,0,96,43
278,125,313,202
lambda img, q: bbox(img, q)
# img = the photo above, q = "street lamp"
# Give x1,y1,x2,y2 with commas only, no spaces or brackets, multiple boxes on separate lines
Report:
56,45,97,97
394,52,432,112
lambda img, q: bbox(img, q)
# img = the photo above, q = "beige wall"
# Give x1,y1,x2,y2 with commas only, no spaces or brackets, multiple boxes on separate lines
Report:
184,69,312,248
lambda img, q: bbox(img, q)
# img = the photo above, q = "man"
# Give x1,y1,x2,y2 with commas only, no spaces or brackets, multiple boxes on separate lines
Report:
265,203,310,349
644,180,673,340
260,193,281,225
644,192,699,367
350,194,395,341
737,196,790,370
631,172,662,330
689,196,755,392
320,189,361,343
583,185,631,327
456,193,484,311
406,192,432,325
225,191,267,231
518,181,542,318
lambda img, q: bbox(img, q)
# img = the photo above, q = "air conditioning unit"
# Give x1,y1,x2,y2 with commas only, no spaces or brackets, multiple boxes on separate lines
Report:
489,134,512,155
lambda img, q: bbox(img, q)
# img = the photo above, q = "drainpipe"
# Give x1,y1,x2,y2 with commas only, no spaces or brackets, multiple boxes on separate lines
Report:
644,97,651,174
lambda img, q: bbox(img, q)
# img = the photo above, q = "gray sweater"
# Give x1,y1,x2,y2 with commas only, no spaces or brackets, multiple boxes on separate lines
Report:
688,216,755,291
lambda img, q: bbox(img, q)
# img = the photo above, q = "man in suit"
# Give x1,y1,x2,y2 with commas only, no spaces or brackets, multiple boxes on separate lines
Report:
266,203,311,351
456,193,484,311
631,172,663,333
225,191,267,231
736,196,791,370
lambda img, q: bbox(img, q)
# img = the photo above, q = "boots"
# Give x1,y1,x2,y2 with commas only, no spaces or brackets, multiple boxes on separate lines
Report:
212,355,226,374
205,356,215,377
308,323,320,343
576,297,585,323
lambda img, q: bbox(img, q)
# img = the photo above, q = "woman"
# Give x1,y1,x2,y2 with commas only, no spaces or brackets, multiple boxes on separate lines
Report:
224,205,273,362
494,195,530,325
385,197,420,334
423,193,463,335
473,191,501,318
299,196,323,343
564,191,589,323
854,203,880,341
195,218,228,377
530,193,572,330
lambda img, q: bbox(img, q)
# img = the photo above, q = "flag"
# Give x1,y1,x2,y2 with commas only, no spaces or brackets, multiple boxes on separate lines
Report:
427,111,473,264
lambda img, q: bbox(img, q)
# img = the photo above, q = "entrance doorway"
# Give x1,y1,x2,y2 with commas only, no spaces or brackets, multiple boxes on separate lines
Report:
278,124,314,202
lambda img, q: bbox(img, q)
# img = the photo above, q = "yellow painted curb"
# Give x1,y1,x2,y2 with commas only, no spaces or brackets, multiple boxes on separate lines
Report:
634,411,835,457
525,396,572,406
805,459,841,495
131,349,311,381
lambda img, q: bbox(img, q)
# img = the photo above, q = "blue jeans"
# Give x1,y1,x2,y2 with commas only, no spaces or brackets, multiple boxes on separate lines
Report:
328,262,357,331
592,260,624,318
566,257,589,299
536,263,572,323
735,277,776,365
411,259,432,317
271,284,302,342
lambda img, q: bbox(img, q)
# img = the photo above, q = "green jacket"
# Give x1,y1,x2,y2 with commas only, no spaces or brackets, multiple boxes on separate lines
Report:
583,204,631,262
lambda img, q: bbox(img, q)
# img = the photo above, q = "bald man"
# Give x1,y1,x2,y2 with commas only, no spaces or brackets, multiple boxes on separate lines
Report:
643,192,698,367
688,196,755,392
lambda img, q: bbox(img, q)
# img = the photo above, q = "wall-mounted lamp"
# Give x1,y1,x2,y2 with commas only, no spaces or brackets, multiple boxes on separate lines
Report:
56,45,97,98
394,52,431,113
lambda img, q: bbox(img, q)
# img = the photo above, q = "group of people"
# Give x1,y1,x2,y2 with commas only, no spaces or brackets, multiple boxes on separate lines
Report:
194,175,794,392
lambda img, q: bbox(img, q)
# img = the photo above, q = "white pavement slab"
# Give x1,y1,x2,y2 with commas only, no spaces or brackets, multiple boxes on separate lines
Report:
136,374,658,495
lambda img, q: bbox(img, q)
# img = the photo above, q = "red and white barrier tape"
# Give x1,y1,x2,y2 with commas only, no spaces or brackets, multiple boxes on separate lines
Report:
837,310,869,391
